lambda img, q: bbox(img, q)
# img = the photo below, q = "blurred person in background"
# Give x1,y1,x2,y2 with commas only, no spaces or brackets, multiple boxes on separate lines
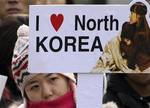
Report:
0,18,29,108
0,1,29,106
0,0,28,21
0,0,29,105
103,73,150,108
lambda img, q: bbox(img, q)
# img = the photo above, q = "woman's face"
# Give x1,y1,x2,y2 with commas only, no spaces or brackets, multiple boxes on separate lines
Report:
122,38,132,46
25,73,70,102
130,12,139,24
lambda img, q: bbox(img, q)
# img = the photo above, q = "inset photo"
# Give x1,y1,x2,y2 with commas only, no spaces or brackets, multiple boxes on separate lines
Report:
92,1,150,73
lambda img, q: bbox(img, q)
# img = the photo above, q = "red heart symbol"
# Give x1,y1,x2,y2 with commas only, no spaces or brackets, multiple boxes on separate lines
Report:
50,14,64,32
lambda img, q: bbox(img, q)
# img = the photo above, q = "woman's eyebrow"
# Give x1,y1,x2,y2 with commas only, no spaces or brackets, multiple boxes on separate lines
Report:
27,81,38,86
45,73,53,78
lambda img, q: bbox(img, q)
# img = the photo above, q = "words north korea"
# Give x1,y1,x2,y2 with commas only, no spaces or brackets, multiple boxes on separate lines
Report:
35,14,119,52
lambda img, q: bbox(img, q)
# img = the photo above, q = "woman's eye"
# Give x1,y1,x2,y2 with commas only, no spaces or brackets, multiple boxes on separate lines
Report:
30,85,39,91
49,77,58,82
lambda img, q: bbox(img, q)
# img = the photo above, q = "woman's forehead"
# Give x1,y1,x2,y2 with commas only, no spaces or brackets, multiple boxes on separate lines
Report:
25,73,69,88
32,73,60,79
25,73,60,85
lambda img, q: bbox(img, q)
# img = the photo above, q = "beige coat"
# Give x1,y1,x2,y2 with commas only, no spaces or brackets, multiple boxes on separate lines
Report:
92,36,149,73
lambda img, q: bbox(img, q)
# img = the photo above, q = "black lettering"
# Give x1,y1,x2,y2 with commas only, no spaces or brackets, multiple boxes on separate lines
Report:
65,36,76,52
75,15,85,31
104,16,109,31
87,19,96,31
97,19,104,30
36,36,48,52
36,15,39,31
110,15,119,31
49,36,62,52
79,36,89,52
91,36,103,52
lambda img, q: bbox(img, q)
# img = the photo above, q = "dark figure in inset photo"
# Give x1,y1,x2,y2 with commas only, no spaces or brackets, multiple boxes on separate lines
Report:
103,73,150,108
92,2,150,73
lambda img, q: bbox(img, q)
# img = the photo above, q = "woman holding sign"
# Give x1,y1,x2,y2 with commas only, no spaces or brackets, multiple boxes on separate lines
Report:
92,1,150,73
11,25,76,108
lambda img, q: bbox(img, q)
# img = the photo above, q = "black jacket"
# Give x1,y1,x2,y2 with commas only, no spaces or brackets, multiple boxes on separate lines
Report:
103,74,150,108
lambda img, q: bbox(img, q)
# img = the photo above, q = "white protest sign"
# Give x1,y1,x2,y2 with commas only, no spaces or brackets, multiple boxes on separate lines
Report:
77,74,103,108
29,0,150,73
0,75,7,100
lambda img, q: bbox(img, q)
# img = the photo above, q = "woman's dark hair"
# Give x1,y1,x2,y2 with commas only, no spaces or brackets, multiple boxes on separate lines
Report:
130,2,150,55
120,22,136,40
0,16,28,76
0,18,19,76
120,22,137,69
120,2,150,70
130,2,147,15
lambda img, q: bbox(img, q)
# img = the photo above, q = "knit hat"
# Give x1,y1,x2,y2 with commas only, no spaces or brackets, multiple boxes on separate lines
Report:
12,25,76,96
130,2,147,15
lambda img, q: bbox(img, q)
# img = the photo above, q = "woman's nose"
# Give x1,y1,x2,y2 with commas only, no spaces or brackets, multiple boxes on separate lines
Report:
42,83,53,100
